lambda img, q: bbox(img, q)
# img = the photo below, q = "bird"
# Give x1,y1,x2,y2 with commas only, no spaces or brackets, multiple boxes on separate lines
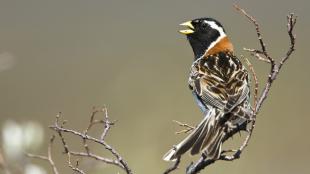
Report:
163,18,252,161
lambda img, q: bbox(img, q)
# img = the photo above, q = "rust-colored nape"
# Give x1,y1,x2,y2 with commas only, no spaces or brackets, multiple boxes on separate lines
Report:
205,36,234,57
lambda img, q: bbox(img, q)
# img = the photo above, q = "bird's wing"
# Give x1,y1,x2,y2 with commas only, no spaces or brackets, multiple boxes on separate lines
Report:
189,53,249,113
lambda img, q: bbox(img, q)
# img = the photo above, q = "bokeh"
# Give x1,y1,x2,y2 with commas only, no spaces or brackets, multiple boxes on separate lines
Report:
0,0,309,174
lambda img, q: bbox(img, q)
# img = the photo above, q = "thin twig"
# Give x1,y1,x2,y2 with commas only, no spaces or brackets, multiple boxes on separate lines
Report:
83,108,100,155
254,13,296,113
173,120,195,134
69,151,123,167
67,152,85,174
50,125,127,169
243,56,259,109
243,48,270,63
26,135,59,174
27,108,133,174
100,107,112,140
233,4,275,66
26,154,49,161
279,13,297,70
84,107,100,134
180,4,297,174
50,108,133,174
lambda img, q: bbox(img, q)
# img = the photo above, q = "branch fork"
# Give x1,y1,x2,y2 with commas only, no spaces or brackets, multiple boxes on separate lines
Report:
164,4,297,174
28,107,132,174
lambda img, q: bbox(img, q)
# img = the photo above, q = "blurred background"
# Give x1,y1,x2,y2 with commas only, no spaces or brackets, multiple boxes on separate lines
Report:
0,0,309,174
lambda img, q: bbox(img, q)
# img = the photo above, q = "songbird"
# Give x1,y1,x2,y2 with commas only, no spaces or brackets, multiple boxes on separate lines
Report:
163,18,251,161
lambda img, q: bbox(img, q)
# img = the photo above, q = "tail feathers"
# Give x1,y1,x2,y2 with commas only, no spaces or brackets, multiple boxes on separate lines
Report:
163,109,225,161
203,128,225,159
163,114,209,161
190,112,217,155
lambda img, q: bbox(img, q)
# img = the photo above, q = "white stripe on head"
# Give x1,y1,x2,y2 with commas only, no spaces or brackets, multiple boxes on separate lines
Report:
204,20,227,53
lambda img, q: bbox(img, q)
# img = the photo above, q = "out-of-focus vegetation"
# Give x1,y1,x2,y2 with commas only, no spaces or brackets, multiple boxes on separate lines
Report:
1,120,45,174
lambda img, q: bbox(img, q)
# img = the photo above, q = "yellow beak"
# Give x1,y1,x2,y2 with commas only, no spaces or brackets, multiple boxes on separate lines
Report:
179,21,195,35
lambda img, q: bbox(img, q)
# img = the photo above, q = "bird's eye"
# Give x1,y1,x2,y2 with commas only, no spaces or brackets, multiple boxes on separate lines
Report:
201,22,208,29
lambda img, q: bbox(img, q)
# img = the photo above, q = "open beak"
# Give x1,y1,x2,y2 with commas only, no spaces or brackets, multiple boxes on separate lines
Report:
179,21,195,35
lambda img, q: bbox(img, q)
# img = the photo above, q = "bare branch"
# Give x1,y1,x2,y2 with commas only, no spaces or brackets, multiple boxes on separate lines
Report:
84,107,100,134
167,4,297,174
243,48,270,63
26,154,49,162
26,107,132,174
26,135,59,174
49,108,133,174
254,13,297,113
186,157,215,174
279,13,297,70
243,56,259,109
100,107,114,140
67,153,85,174
233,4,275,66
173,120,195,134
69,151,123,167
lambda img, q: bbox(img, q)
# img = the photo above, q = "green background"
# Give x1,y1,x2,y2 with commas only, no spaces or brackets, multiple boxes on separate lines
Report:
0,0,309,173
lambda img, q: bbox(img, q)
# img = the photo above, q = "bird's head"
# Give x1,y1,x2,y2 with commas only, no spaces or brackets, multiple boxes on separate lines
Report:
179,18,232,59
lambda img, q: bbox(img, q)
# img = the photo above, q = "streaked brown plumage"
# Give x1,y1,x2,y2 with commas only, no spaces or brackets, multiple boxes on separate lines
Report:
163,18,251,161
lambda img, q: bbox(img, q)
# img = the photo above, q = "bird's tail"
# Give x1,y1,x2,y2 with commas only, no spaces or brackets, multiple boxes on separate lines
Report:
163,108,225,161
